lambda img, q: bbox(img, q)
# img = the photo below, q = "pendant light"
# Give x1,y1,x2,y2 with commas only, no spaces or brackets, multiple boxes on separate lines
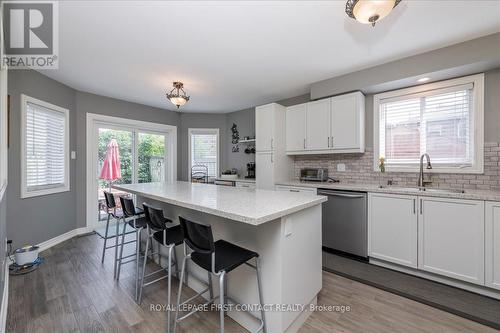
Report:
166,81,190,109
346,0,402,26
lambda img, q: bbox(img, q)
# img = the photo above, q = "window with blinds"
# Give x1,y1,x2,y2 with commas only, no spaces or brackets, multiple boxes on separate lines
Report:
189,129,219,179
22,95,69,197
375,74,484,173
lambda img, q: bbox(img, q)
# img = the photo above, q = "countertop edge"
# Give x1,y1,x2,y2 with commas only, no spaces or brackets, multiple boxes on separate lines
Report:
112,184,326,225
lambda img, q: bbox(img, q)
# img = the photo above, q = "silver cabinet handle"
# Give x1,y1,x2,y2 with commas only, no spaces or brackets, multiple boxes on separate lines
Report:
327,137,330,148
271,138,273,150
331,137,333,147
290,189,300,193
413,198,416,214
420,198,423,214
303,138,306,149
271,153,273,163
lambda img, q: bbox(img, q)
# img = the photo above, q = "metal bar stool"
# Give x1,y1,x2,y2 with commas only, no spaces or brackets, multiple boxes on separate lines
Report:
139,203,184,332
116,196,149,300
174,216,266,333
101,191,144,278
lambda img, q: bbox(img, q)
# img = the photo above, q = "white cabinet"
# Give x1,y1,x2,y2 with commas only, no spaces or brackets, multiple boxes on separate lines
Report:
255,104,275,152
285,91,364,155
256,152,274,190
485,202,500,290
368,193,418,268
285,104,306,152
306,99,330,151
330,92,364,150
235,181,256,189
418,197,484,285
275,185,316,194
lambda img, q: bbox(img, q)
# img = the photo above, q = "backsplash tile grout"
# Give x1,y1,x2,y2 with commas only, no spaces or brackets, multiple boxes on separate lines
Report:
293,142,500,191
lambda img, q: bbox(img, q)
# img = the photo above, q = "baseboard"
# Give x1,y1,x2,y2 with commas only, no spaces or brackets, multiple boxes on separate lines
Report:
0,260,9,333
38,227,93,252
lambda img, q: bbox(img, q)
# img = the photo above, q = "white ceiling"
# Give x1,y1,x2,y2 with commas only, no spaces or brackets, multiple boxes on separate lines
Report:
40,0,500,113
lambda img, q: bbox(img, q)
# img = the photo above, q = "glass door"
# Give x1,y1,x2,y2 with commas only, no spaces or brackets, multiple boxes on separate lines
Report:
137,131,166,183
97,126,134,221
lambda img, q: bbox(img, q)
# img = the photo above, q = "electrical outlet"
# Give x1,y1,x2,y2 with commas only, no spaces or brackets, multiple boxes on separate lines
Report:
337,163,346,172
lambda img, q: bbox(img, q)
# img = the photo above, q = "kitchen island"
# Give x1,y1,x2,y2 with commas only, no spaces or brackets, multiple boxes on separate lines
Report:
113,181,327,333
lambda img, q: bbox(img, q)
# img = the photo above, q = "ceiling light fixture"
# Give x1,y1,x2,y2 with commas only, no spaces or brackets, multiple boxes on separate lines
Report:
417,77,430,83
166,81,190,109
346,0,402,27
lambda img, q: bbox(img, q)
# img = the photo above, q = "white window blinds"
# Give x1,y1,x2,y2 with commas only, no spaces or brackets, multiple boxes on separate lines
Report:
379,83,474,168
190,131,218,178
25,101,67,192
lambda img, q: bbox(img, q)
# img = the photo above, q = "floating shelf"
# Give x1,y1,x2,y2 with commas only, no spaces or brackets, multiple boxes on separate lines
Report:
238,138,255,144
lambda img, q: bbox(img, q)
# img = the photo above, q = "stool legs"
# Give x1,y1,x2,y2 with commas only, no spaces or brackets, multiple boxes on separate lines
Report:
138,232,150,304
113,217,120,278
256,258,267,333
167,245,174,333
135,228,141,301
173,255,188,333
101,214,110,263
116,218,127,280
219,271,226,333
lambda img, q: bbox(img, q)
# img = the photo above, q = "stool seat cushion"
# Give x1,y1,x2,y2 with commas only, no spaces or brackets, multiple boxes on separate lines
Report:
191,240,258,273
152,225,184,246
127,216,148,229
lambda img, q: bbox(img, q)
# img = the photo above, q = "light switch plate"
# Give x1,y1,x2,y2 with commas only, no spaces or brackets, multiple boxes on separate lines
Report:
337,163,346,172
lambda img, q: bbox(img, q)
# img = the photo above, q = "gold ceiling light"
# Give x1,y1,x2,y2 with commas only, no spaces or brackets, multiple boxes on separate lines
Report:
166,81,190,109
346,0,402,27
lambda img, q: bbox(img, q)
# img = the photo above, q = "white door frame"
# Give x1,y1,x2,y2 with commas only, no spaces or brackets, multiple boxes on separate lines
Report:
86,113,177,229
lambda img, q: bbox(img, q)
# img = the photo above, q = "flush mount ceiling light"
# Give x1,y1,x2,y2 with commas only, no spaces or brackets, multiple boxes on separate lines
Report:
166,81,190,109
346,0,402,27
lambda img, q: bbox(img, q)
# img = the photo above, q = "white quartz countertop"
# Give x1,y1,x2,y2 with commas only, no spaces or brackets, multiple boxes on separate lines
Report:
277,180,500,202
113,181,326,225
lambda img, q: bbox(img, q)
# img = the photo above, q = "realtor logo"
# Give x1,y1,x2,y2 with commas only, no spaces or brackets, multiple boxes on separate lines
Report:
2,1,58,69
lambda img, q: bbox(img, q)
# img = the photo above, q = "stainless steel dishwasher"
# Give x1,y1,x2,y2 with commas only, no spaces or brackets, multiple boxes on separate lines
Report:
318,189,368,258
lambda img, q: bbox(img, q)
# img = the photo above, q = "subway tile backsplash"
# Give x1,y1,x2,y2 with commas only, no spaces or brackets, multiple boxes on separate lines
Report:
293,142,500,191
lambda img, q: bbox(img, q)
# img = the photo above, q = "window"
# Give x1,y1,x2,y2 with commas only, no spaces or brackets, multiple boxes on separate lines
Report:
188,128,219,180
21,95,69,198
374,74,484,173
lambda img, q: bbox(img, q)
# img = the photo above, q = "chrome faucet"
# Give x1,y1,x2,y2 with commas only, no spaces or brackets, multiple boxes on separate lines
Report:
418,153,432,188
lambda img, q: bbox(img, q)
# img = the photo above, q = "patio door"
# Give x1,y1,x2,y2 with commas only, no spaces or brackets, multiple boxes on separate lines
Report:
87,113,176,229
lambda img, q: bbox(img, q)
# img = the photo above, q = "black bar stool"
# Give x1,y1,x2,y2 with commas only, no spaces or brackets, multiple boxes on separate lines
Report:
116,196,148,300
140,203,184,332
101,191,144,279
174,216,266,333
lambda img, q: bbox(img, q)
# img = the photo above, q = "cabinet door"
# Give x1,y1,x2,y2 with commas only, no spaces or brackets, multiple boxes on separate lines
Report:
235,182,256,189
330,93,362,150
256,104,274,152
418,197,484,284
255,152,274,190
306,99,330,151
368,193,417,268
285,104,306,152
485,201,500,290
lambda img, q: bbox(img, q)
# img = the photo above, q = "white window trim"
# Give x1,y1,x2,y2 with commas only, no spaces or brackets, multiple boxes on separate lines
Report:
0,67,7,201
188,128,220,181
20,94,70,198
373,73,484,174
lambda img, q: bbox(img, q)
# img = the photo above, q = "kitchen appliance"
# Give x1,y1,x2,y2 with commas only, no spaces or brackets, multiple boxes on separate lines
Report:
14,245,40,265
245,162,255,179
318,189,367,258
214,179,235,186
300,168,328,182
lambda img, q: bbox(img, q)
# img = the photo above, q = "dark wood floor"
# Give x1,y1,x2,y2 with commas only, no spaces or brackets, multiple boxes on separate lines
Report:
6,233,499,333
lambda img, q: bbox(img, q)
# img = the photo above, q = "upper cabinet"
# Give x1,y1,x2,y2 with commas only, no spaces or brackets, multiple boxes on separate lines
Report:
285,103,306,152
285,91,365,155
256,103,276,152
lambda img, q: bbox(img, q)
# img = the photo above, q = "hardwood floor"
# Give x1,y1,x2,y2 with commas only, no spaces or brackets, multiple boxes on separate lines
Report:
7,233,499,333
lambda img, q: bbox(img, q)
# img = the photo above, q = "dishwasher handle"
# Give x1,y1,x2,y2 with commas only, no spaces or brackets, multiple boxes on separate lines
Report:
317,190,365,199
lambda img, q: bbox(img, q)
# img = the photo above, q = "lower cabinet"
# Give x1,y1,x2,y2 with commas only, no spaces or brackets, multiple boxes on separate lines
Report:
368,193,418,268
486,201,500,290
369,193,486,286
418,197,484,284
235,182,256,189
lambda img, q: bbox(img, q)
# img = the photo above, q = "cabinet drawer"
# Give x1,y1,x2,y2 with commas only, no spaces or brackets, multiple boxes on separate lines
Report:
235,182,256,189
275,185,316,194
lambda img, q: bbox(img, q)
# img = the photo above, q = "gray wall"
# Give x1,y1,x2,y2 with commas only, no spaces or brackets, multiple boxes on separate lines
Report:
226,108,255,176
7,70,77,248
74,92,181,228
178,113,227,181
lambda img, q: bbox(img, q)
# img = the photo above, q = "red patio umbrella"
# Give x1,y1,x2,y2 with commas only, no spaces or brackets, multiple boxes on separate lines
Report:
100,139,122,191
